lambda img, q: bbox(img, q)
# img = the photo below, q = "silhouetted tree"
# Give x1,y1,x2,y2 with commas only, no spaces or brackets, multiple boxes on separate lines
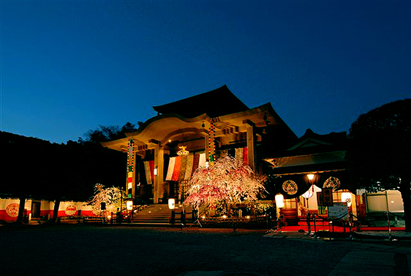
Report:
1,130,127,223
347,99,411,231
83,122,141,144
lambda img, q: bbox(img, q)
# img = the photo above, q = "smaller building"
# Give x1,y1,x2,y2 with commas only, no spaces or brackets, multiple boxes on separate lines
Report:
265,129,353,225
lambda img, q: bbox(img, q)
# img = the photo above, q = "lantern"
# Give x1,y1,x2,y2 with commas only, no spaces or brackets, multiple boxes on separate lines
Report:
168,198,175,210
126,201,133,211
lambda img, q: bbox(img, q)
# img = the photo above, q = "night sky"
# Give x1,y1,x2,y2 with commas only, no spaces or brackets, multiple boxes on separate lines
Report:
1,0,410,144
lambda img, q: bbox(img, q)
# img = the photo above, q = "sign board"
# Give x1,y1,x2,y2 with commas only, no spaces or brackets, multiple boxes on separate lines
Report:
328,202,348,220
317,188,333,206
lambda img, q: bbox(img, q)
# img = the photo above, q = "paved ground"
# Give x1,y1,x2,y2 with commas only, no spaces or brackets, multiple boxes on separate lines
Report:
0,224,410,276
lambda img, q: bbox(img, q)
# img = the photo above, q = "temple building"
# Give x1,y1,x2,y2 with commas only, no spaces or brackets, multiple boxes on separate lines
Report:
264,129,352,225
101,85,297,205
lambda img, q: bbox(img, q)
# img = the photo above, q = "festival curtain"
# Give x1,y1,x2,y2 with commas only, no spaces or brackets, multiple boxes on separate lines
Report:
172,156,182,181
235,147,243,164
144,161,152,184
166,157,175,181
179,155,187,181
184,154,194,180
192,154,200,176
243,147,248,165
149,160,154,183
199,153,206,168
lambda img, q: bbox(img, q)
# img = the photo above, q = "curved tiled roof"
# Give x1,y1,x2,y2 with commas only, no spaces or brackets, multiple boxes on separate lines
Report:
152,85,249,118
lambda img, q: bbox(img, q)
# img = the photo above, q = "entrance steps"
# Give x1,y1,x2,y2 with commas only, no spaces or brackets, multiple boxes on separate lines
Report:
130,204,195,224
131,204,171,224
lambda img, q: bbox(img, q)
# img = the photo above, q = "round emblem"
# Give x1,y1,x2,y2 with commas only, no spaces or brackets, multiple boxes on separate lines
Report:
65,205,77,216
323,176,341,191
6,203,19,217
282,180,298,195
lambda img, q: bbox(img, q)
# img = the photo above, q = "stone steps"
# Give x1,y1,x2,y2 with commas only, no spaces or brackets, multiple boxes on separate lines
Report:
131,204,195,224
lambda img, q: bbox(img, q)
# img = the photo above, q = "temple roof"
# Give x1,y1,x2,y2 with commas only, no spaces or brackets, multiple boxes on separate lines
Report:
152,85,249,118
264,130,347,175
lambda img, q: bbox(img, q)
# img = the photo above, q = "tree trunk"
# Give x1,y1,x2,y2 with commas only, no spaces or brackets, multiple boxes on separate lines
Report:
16,195,26,224
400,177,411,232
51,198,61,223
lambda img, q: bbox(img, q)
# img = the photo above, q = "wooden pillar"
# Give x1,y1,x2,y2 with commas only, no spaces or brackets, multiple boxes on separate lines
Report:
243,119,256,171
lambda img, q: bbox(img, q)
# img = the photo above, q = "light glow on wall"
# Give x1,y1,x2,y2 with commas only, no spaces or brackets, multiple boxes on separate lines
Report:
275,194,284,208
341,192,352,207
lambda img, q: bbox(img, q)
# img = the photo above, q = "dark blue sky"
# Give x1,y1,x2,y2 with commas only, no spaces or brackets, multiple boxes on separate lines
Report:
1,0,410,144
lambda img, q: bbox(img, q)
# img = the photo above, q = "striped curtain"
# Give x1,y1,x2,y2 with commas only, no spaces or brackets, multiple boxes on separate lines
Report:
179,155,187,181
243,147,248,165
171,156,181,181
184,154,194,180
192,154,200,176
165,153,208,183
198,153,206,168
235,148,243,164
166,157,175,181
149,160,154,183
144,161,152,184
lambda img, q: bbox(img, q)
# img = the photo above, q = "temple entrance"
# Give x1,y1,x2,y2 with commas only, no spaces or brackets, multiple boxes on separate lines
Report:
31,201,41,218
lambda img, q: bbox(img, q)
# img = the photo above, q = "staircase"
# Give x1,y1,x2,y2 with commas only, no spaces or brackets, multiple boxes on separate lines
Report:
130,204,194,225
131,204,171,224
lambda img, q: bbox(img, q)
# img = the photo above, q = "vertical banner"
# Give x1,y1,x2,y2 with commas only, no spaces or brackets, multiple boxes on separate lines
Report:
172,156,181,181
199,153,206,168
235,147,243,164
166,157,175,181
243,147,248,165
179,155,187,181
149,160,155,184
208,122,216,165
184,154,194,180
192,154,200,175
144,161,152,185
126,139,135,195
322,188,334,206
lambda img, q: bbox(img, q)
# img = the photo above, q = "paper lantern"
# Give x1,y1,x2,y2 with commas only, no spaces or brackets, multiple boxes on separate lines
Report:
126,201,133,210
168,198,175,210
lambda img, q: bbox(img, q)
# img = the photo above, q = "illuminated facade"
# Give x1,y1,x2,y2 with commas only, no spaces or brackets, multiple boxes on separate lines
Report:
101,85,297,204
265,129,353,225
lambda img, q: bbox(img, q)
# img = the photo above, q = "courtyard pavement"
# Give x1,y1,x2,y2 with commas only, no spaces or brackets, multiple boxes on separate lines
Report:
1,223,411,275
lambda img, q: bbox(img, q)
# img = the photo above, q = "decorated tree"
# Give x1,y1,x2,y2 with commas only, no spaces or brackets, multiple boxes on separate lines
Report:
86,184,125,214
184,156,267,213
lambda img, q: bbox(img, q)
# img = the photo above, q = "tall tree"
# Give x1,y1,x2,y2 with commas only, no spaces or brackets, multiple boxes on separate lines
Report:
347,99,411,231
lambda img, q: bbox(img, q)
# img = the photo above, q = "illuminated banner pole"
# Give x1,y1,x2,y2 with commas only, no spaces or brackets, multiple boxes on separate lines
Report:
126,139,135,199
